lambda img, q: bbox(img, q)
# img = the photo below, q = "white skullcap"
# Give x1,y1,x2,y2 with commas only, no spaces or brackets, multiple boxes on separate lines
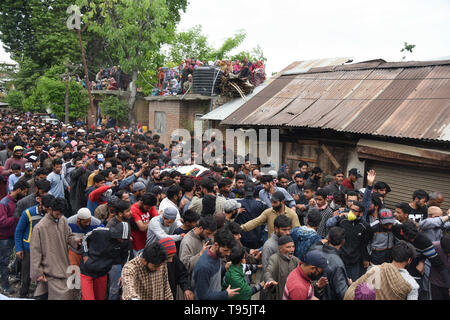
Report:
77,208,92,220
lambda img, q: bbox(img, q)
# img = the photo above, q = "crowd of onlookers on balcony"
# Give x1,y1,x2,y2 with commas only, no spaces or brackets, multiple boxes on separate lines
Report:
77,66,130,92
153,58,266,96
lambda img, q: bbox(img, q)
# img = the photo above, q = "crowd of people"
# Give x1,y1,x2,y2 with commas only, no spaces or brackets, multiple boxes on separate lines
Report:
77,66,130,92
0,110,448,301
154,57,266,96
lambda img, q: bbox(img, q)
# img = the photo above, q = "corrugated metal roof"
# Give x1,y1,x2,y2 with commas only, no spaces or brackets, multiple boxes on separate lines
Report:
222,59,450,142
222,58,352,126
283,57,353,75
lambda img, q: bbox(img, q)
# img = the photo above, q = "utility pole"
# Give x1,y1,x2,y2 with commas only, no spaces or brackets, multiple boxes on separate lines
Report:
66,5,96,128
60,61,81,124
64,66,70,124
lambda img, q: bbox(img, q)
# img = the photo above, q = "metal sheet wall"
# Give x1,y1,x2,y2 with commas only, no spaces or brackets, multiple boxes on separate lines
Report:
368,162,450,212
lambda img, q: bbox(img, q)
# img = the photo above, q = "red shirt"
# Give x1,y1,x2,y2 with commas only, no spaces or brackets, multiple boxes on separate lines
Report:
130,203,158,251
283,262,314,300
342,178,354,190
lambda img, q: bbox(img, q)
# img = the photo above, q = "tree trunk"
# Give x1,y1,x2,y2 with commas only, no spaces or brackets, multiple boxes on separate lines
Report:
128,70,138,128
64,67,70,124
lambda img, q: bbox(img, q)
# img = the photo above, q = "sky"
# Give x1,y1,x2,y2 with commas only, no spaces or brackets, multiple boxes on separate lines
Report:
1,0,450,75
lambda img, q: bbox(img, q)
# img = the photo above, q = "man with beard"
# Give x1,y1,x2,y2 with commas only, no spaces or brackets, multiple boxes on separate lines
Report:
283,250,330,300
241,191,300,239
67,208,104,267
0,180,28,294
121,241,172,300
131,193,158,254
42,146,57,170
259,175,296,210
146,207,183,247
14,179,51,219
192,228,240,300
306,167,323,191
106,200,134,300
129,182,146,204
322,169,348,196
409,189,429,223
179,215,217,282
287,173,306,200
14,194,53,297
264,235,300,300
24,141,48,164
30,198,82,300
223,199,244,224
235,182,268,250
218,178,235,200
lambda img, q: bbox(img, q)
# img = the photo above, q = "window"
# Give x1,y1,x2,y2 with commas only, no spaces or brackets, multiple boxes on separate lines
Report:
155,111,166,134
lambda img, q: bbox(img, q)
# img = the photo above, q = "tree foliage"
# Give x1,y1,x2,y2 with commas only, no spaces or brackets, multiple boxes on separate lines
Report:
22,76,88,120
401,42,416,60
5,90,25,111
77,0,188,125
99,95,128,123
168,25,267,65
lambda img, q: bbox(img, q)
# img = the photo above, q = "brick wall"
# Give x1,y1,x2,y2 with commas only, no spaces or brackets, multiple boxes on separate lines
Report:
148,100,181,147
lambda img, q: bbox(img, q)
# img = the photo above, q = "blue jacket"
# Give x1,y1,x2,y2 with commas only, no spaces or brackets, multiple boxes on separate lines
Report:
14,205,45,252
192,250,228,300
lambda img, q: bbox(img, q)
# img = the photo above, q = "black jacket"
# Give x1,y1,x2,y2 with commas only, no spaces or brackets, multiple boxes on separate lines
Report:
326,215,372,266
392,224,450,287
80,227,132,278
235,197,268,249
319,244,349,300
167,254,191,300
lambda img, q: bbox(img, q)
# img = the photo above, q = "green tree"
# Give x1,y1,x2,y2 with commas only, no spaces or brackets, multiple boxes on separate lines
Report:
99,95,128,123
77,0,188,126
401,42,416,60
23,76,88,120
169,25,213,64
0,0,116,99
5,90,25,111
230,45,267,65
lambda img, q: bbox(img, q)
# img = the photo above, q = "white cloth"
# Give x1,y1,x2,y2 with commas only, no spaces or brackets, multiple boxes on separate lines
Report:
398,268,419,300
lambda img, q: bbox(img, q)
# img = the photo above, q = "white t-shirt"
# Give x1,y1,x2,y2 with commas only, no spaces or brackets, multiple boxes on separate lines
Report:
398,268,419,300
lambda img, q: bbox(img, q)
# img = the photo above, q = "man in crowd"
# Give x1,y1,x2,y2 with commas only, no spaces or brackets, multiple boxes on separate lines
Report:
342,168,362,191
30,197,82,300
264,235,299,300
317,226,350,300
0,180,29,294
326,200,372,281
322,169,347,196
283,250,330,300
192,228,240,300
121,242,173,300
